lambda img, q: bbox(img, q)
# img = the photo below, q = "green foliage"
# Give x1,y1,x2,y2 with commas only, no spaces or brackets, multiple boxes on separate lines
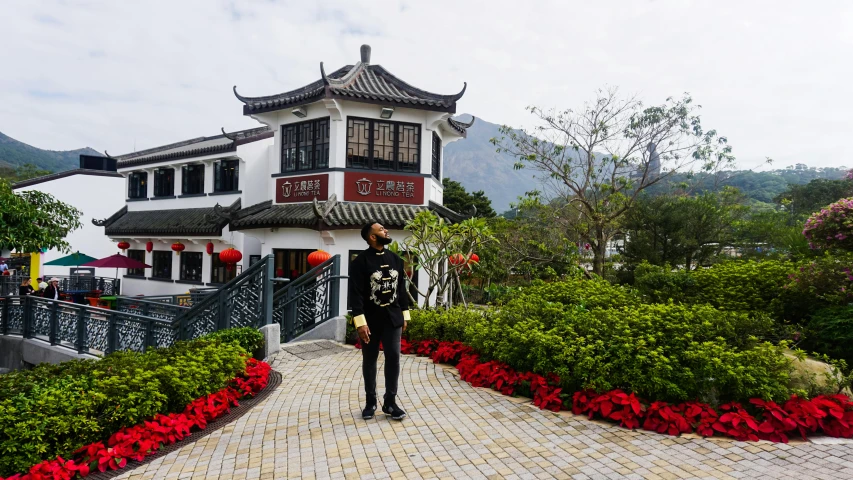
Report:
0,337,247,476
441,178,496,217
205,326,264,354
0,130,100,174
632,262,696,304
507,277,640,310
407,307,485,343
801,307,853,366
775,178,853,216
803,197,853,251
0,179,83,253
689,260,793,314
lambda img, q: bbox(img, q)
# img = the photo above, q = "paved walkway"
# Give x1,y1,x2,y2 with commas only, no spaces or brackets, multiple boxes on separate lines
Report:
117,341,853,480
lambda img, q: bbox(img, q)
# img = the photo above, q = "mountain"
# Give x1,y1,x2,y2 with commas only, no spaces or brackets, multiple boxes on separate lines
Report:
0,131,102,173
444,116,847,213
443,116,541,212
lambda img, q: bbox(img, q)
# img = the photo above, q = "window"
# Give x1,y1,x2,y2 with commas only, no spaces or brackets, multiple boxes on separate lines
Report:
273,248,313,280
128,172,147,199
126,249,146,276
214,159,239,192
346,117,420,172
152,251,172,279
210,253,237,284
211,253,238,284
182,164,205,195
153,168,175,197
281,118,330,172
180,252,203,282
431,132,441,179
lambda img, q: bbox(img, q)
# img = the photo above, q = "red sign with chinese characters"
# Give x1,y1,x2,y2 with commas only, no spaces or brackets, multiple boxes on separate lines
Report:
343,172,424,205
275,174,329,203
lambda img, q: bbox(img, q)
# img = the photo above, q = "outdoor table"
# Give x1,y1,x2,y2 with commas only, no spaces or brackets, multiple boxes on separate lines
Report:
99,295,117,310
65,289,90,304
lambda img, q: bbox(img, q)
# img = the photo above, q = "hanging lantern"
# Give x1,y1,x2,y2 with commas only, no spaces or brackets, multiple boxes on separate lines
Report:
276,268,285,277
117,241,130,252
307,249,332,268
219,247,242,271
468,253,480,265
584,243,591,251
206,242,214,255
171,242,186,255
146,241,153,253
448,253,465,266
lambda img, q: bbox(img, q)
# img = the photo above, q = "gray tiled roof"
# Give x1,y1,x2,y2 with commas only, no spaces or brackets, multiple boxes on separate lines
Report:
113,126,272,168
11,169,123,190
447,116,475,138
234,45,466,115
103,204,235,236
230,200,463,231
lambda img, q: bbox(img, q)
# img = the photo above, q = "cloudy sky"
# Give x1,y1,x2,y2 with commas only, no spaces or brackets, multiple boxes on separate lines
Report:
1,0,851,170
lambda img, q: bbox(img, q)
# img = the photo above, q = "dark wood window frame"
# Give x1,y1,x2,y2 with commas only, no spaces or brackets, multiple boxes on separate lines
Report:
431,132,441,179
180,252,203,282
281,117,331,173
182,164,205,195
152,251,172,279
214,159,240,193
126,249,146,276
153,168,175,197
210,252,237,285
128,172,148,199
346,116,421,173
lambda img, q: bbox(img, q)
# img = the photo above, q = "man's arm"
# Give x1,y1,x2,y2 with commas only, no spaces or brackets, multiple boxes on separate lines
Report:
348,255,367,329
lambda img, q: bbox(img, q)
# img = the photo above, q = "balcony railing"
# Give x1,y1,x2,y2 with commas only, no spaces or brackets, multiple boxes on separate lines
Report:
0,273,121,297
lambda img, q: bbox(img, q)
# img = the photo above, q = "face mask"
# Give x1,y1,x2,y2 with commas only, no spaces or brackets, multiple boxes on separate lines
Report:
376,236,393,246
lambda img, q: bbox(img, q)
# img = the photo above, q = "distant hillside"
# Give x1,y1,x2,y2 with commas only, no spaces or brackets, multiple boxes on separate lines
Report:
444,116,847,212
0,131,102,173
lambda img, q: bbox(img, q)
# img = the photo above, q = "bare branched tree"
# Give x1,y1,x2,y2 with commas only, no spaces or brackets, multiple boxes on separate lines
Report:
492,88,735,275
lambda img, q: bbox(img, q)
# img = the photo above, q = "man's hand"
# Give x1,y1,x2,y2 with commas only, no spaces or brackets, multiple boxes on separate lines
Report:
357,325,371,344
403,320,407,332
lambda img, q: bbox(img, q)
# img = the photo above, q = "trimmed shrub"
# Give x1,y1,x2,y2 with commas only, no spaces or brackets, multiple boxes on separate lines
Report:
407,307,485,343
206,326,265,354
0,337,248,477
802,306,853,366
509,277,641,310
690,260,793,314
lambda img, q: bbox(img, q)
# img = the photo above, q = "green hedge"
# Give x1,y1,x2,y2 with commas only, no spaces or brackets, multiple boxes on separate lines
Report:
0,335,250,476
802,306,853,366
409,295,793,405
205,326,265,353
504,277,641,310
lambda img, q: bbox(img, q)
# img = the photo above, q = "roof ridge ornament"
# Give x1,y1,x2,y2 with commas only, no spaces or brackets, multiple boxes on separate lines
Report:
360,44,371,64
320,62,330,86
220,127,238,141
233,85,249,104
313,194,338,221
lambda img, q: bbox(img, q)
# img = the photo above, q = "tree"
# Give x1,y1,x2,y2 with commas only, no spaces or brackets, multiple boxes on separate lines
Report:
621,189,747,269
493,88,735,275
396,211,493,309
441,178,496,217
0,179,83,253
774,178,853,216
0,163,52,183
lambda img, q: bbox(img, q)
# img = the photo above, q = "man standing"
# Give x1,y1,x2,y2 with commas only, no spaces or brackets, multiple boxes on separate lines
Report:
43,278,61,301
349,222,410,420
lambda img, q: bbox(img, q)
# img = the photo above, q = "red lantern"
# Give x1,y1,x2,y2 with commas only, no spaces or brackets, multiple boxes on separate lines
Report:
307,249,332,268
219,248,242,271
448,253,465,266
171,242,186,255
468,253,480,264
146,241,153,253
206,242,214,255
117,241,130,251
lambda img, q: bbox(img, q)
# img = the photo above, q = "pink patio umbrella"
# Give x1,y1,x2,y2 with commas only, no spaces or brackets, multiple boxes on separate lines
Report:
81,253,151,282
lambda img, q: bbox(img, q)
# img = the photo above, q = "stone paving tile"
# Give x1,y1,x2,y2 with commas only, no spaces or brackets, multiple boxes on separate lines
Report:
113,342,853,480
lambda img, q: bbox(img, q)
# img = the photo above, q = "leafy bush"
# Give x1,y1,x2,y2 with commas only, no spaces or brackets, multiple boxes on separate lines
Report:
690,260,793,314
0,337,248,476
506,277,641,310
407,307,486,343
421,298,791,405
205,326,264,354
802,306,853,366
803,197,853,250
633,262,696,304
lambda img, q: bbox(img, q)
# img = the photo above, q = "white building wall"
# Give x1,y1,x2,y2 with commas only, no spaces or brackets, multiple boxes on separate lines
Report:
15,174,125,279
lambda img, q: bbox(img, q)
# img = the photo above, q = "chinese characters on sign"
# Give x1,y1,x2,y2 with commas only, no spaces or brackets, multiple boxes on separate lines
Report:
344,172,423,205
275,174,329,203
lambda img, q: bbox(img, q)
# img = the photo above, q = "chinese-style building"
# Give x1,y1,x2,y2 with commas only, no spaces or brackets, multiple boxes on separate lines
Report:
97,45,472,306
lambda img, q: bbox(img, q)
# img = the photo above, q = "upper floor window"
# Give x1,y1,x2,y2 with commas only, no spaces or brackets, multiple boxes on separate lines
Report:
431,132,441,179
180,252,203,282
182,164,205,195
214,159,239,192
153,168,175,197
152,251,172,279
346,117,420,173
281,118,330,172
126,249,146,276
128,172,147,199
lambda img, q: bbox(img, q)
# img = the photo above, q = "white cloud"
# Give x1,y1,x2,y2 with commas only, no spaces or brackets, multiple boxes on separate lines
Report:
1,0,851,170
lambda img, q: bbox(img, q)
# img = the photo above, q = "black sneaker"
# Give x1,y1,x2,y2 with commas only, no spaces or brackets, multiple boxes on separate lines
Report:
382,395,407,420
362,396,377,420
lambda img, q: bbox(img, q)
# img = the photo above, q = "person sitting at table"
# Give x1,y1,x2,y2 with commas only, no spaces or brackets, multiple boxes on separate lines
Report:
19,278,35,296
43,278,62,301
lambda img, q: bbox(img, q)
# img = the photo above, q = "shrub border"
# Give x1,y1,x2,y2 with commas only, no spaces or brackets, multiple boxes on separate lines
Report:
1,359,277,480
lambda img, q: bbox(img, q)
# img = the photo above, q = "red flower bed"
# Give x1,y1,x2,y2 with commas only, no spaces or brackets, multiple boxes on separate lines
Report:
0,358,271,480
402,338,853,443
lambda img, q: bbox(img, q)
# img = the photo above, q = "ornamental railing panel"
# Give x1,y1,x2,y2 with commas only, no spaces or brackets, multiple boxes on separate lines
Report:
272,255,341,342
0,274,120,296
115,297,188,322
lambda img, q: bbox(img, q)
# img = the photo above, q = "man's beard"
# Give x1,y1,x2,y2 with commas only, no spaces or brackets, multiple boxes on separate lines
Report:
377,236,393,246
